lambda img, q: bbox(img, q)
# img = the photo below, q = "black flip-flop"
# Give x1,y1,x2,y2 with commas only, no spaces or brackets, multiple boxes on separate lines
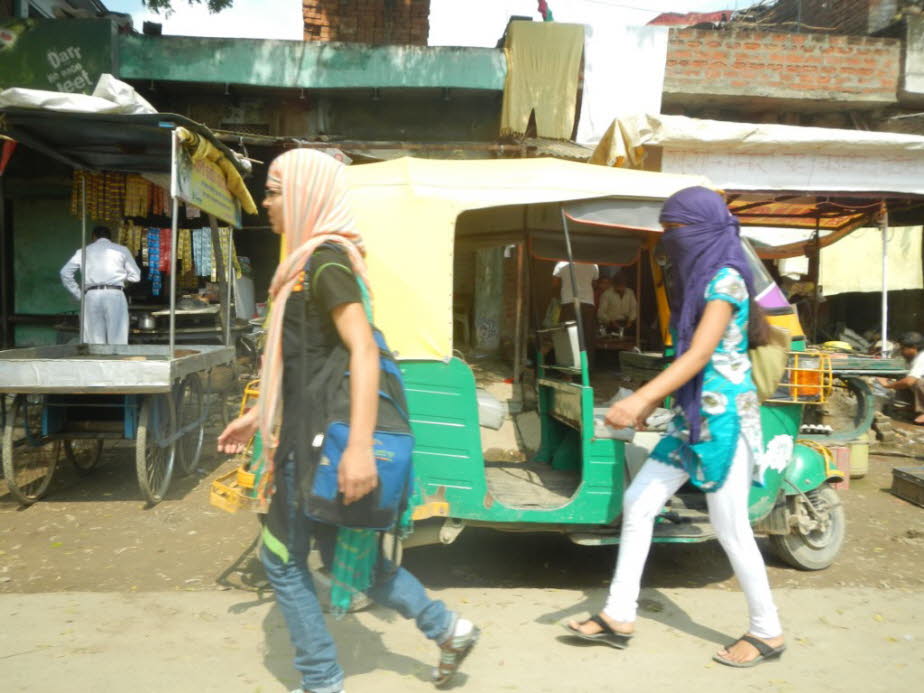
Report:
713,634,786,668
562,615,633,649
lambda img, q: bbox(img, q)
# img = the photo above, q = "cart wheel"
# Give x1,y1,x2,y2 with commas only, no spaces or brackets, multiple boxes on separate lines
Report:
175,375,205,476
2,394,61,506
135,393,176,506
64,439,104,475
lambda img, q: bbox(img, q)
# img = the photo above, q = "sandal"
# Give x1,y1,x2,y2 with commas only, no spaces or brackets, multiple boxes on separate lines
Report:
712,634,786,668
562,614,633,650
433,619,480,688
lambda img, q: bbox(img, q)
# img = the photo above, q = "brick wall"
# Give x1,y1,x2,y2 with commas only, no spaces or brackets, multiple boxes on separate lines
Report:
303,0,430,45
664,28,901,109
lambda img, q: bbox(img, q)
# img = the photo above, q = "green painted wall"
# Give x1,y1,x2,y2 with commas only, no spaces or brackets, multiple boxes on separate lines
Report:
0,18,115,91
13,195,82,345
117,34,506,91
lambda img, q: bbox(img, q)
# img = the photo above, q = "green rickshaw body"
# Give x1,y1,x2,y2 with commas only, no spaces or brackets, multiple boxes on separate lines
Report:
401,356,831,532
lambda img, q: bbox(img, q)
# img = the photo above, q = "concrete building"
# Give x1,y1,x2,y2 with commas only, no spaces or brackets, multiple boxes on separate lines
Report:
3,1,923,347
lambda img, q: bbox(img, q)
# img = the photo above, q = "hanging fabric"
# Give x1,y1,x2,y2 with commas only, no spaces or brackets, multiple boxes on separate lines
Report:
537,0,554,21
499,21,584,140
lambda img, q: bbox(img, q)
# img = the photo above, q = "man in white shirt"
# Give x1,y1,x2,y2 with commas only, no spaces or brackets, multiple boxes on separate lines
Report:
880,332,924,424
60,226,141,345
597,273,637,330
552,260,599,367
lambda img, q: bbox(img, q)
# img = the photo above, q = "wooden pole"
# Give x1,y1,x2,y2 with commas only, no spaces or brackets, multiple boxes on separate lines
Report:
808,218,821,344
512,241,525,405
0,177,10,348
635,253,642,349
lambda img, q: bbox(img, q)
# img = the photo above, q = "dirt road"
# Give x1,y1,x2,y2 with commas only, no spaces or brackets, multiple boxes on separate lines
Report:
1,422,923,691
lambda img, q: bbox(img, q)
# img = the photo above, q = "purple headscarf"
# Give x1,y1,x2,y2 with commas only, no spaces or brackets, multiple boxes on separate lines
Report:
659,186,756,444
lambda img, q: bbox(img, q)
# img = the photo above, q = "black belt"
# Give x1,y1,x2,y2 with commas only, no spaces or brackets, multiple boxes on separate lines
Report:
85,284,123,292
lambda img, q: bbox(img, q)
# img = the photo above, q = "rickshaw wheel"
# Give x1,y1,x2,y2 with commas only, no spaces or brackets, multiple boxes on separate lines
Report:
136,393,177,506
2,394,61,506
770,483,845,571
174,375,205,476
65,440,104,475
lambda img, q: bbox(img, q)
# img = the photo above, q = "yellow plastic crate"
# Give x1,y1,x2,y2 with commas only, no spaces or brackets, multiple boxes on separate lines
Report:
209,463,256,514
766,351,834,404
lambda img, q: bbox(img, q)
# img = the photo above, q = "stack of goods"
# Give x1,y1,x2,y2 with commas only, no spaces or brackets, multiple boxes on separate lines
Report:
70,171,126,221
124,175,151,217
70,170,172,220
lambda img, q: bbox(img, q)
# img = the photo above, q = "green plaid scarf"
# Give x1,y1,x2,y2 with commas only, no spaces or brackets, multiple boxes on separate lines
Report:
329,484,421,616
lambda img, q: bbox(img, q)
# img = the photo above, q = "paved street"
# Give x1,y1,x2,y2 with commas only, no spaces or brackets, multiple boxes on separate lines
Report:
2,425,923,692
1,586,921,692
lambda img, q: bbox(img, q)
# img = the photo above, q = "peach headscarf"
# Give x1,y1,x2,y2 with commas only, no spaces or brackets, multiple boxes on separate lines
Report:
255,149,370,504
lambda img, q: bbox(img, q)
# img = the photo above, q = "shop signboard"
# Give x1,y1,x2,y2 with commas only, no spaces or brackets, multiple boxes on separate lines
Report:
0,18,115,93
173,134,243,228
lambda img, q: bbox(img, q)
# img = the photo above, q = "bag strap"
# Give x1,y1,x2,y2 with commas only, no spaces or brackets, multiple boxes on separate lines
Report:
310,259,374,324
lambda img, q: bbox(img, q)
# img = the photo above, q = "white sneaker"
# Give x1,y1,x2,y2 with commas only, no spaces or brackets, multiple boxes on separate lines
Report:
433,617,480,688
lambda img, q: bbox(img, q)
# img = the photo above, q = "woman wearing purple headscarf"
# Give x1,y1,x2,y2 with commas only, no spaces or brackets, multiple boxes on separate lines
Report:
564,187,785,668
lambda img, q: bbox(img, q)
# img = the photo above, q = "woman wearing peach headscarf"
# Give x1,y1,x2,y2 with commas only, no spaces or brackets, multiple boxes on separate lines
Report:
217,149,478,693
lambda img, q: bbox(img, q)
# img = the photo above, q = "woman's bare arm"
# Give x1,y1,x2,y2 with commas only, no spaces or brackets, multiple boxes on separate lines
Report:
331,301,380,504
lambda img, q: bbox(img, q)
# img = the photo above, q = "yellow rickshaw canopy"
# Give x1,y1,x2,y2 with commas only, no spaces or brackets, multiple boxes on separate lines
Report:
346,156,708,361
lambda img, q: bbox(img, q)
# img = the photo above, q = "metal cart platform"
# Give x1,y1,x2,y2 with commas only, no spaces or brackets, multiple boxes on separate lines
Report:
0,344,233,506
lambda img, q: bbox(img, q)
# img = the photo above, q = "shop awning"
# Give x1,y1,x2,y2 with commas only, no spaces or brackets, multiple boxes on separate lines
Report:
0,108,249,177
589,113,924,255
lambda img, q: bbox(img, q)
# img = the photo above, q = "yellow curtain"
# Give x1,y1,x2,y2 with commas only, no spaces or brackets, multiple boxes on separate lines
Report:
500,22,584,140
821,226,924,296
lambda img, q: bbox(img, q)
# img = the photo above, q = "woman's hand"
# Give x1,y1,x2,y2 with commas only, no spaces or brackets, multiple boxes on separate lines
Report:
339,443,379,505
217,407,259,455
606,392,657,430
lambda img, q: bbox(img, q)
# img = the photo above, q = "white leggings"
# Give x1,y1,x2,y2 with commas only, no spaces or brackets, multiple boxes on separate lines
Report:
603,437,782,639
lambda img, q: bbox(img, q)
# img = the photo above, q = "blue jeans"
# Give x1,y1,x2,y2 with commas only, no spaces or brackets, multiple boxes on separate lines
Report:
261,457,454,693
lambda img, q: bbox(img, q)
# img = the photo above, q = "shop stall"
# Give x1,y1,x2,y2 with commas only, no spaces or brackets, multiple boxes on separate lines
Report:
0,101,257,506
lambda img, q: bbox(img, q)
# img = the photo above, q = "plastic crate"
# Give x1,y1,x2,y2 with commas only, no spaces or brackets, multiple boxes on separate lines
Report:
766,351,834,404
209,464,255,513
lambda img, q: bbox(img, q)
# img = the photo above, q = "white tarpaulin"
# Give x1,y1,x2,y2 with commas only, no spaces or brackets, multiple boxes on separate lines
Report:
595,114,924,195
538,2,670,147
0,73,155,115
821,227,924,296
574,25,668,146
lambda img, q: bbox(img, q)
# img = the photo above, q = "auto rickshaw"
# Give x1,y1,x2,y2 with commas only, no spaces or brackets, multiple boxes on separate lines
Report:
328,157,847,571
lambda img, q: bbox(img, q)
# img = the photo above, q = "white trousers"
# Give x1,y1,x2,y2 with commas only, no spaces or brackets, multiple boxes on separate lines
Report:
82,290,129,345
604,437,783,639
